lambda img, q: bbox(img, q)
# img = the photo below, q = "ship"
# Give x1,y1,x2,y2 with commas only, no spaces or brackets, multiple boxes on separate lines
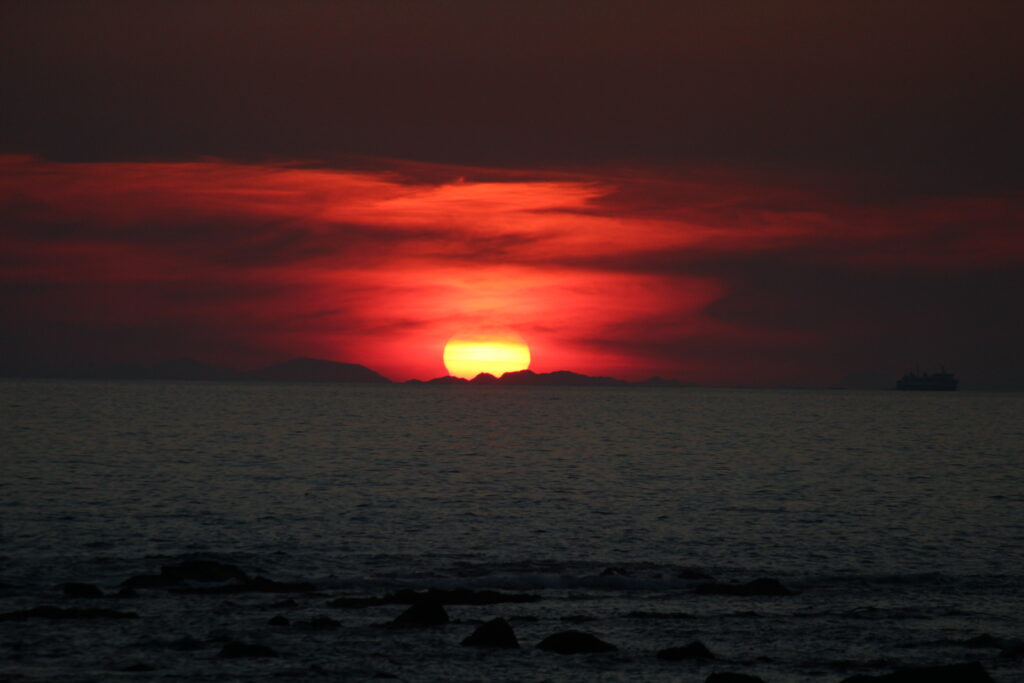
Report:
896,367,958,391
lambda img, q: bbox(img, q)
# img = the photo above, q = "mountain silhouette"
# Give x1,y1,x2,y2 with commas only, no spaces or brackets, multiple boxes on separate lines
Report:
150,358,240,381
246,357,391,383
2,357,688,387
409,369,688,387
497,369,629,386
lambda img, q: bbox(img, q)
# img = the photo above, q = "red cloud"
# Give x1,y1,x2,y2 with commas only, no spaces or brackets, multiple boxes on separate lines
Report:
2,155,1022,386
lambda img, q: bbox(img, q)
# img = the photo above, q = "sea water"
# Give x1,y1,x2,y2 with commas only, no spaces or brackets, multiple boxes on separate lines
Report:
1,380,1022,681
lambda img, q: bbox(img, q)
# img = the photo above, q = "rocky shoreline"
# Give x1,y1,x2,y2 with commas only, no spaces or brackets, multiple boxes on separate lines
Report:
2,559,1016,681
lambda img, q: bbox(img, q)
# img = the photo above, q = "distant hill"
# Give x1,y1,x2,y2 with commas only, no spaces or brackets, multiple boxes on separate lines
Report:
409,369,689,387
150,358,240,381
2,357,689,387
245,357,391,383
497,369,629,386
426,375,470,385
0,356,391,383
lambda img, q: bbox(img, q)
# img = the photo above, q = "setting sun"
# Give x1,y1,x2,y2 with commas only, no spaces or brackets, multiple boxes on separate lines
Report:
443,335,531,379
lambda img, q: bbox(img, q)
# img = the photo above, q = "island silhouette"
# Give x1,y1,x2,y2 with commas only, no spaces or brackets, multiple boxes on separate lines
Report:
2,356,687,387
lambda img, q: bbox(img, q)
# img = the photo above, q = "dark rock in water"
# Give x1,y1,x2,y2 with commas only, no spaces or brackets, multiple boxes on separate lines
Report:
962,634,1002,648
388,599,449,627
706,673,767,683
657,640,715,660
218,640,278,658
168,636,205,651
61,582,103,598
296,615,341,630
429,587,538,605
268,615,290,626
536,630,617,654
124,563,256,591
262,598,299,610
373,673,400,680
174,575,314,594
679,568,714,580
601,567,629,576
0,606,138,621
1000,642,1024,659
329,587,539,608
120,663,156,672
240,576,314,593
160,560,249,584
328,595,388,608
695,578,794,596
839,661,994,682
116,587,139,598
626,610,696,620
121,573,173,590
461,618,519,648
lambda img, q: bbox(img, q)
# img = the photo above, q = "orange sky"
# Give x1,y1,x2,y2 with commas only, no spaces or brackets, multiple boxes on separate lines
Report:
3,154,1022,386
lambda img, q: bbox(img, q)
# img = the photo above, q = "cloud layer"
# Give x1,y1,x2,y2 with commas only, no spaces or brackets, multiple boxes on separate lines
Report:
3,155,1021,386
3,2,1022,194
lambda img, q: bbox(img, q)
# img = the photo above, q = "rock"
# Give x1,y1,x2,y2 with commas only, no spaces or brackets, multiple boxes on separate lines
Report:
536,630,617,654
329,587,540,608
962,634,1001,648
245,576,315,592
160,560,249,584
120,663,156,672
657,640,716,660
328,595,387,608
174,576,315,594
0,606,138,621
167,636,205,651
601,567,629,576
218,640,278,658
626,610,696,620
388,599,449,627
706,674,767,683
296,615,340,630
1000,642,1024,659
461,618,519,648
680,568,715,580
412,587,541,605
695,578,794,596
116,587,139,598
121,574,173,590
839,661,994,682
61,582,103,598
262,598,298,610
268,615,290,626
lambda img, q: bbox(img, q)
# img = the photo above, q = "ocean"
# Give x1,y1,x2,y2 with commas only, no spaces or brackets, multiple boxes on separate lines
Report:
2,380,1022,682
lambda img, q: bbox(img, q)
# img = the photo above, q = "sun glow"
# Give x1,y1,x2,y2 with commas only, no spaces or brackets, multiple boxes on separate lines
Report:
443,335,531,379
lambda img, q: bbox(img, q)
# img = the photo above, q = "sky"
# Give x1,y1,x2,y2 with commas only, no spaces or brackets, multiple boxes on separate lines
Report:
2,1,1022,387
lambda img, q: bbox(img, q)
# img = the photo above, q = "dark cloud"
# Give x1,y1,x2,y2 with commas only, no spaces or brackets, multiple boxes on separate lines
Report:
3,1,1022,194
1,146,1021,386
